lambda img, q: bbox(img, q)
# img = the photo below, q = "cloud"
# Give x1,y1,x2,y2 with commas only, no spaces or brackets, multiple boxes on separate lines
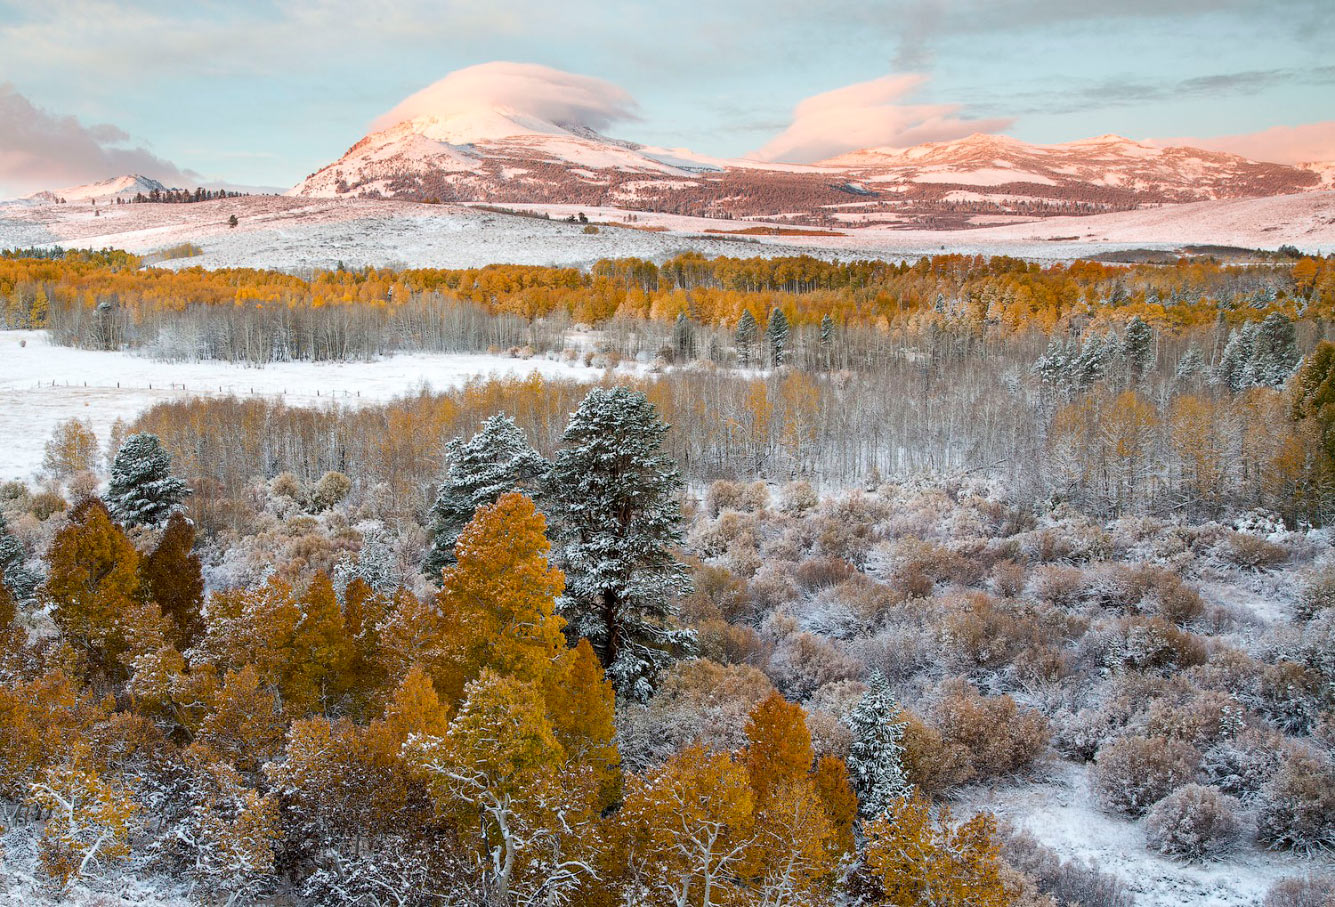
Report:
750,74,1013,163
372,62,639,133
0,84,193,195
1152,121,1335,165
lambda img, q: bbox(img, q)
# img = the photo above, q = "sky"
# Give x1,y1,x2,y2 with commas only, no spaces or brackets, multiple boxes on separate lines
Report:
0,0,1332,195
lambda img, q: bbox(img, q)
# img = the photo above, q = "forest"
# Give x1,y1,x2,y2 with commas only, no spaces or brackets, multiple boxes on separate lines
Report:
2,248,1335,904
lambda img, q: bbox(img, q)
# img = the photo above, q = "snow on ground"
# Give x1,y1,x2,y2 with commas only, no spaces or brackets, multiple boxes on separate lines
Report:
2,191,1332,273
956,762,1316,907
0,330,615,482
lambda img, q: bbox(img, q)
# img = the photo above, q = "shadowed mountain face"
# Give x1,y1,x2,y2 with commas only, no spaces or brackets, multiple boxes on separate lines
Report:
291,113,1326,230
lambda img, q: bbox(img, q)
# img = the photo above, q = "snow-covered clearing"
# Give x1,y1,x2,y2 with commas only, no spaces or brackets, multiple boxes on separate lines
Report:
956,762,1315,907
3,191,1332,274
0,330,615,482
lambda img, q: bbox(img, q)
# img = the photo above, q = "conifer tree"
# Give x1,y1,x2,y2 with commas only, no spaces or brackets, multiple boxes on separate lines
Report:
735,309,758,365
0,512,39,603
673,312,696,362
767,308,790,366
1123,315,1155,381
845,672,911,818
1245,312,1299,388
423,414,547,579
547,387,693,701
105,433,188,527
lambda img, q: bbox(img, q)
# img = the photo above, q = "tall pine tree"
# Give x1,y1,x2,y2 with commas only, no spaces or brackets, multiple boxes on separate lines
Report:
845,672,911,818
0,512,39,603
423,414,547,579
767,308,790,367
547,387,693,701
735,310,758,366
105,433,188,527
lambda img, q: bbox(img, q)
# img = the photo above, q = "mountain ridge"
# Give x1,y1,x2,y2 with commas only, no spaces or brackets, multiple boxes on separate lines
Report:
290,113,1328,230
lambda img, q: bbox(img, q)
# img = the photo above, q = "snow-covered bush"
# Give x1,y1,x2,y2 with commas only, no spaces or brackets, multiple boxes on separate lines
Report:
1000,825,1133,907
1144,784,1241,860
931,679,1050,781
1092,735,1200,817
1263,874,1335,907
765,630,863,700
779,479,819,514
1257,749,1335,854
1200,729,1291,802
1296,563,1335,620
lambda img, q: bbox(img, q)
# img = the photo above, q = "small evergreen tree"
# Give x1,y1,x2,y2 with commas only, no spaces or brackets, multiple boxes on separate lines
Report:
735,310,758,366
1175,346,1206,380
845,672,912,818
1123,316,1155,381
820,313,835,346
1244,312,1299,388
1216,324,1257,391
0,513,39,603
105,433,188,527
547,387,693,701
767,308,790,367
423,414,547,579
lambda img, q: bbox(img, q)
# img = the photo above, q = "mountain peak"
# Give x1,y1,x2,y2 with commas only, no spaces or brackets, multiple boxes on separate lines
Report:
24,174,171,204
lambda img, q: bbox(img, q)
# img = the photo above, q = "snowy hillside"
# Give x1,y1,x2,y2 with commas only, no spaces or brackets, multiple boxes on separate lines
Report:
3,190,1331,272
23,174,171,205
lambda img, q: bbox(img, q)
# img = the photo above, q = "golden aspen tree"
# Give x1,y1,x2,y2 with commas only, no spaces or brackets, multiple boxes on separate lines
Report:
548,637,622,809
620,744,756,907
43,498,142,680
27,745,137,889
434,492,566,703
864,793,1010,907
138,511,205,650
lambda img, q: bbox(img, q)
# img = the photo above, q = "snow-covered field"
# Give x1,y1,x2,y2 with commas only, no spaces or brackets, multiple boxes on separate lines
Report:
2,191,1332,273
0,330,613,481
958,762,1314,907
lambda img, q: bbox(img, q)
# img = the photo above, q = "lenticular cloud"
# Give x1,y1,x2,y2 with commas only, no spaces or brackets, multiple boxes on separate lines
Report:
372,62,640,133
751,73,1013,164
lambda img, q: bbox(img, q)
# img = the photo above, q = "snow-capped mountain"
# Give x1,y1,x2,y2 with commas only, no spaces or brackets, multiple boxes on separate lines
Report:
25,174,171,205
292,117,1328,230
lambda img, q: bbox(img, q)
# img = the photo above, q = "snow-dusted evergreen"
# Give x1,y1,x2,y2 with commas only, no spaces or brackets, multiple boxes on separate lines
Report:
547,387,694,701
1217,313,1299,391
766,308,790,366
0,512,39,602
105,433,188,527
735,310,758,365
1123,315,1155,381
423,414,548,579
333,525,397,593
845,671,912,818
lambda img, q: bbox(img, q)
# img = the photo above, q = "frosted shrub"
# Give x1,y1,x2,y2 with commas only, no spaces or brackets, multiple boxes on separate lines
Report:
1263,875,1335,907
310,471,352,511
705,480,743,516
932,679,1050,780
1257,749,1335,854
1200,729,1290,802
779,480,818,514
739,481,770,512
1219,531,1289,570
992,559,1028,598
1093,735,1200,817
765,630,863,700
1144,784,1241,860
1000,826,1133,907
1145,692,1243,748
1296,564,1335,620
1034,565,1086,608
